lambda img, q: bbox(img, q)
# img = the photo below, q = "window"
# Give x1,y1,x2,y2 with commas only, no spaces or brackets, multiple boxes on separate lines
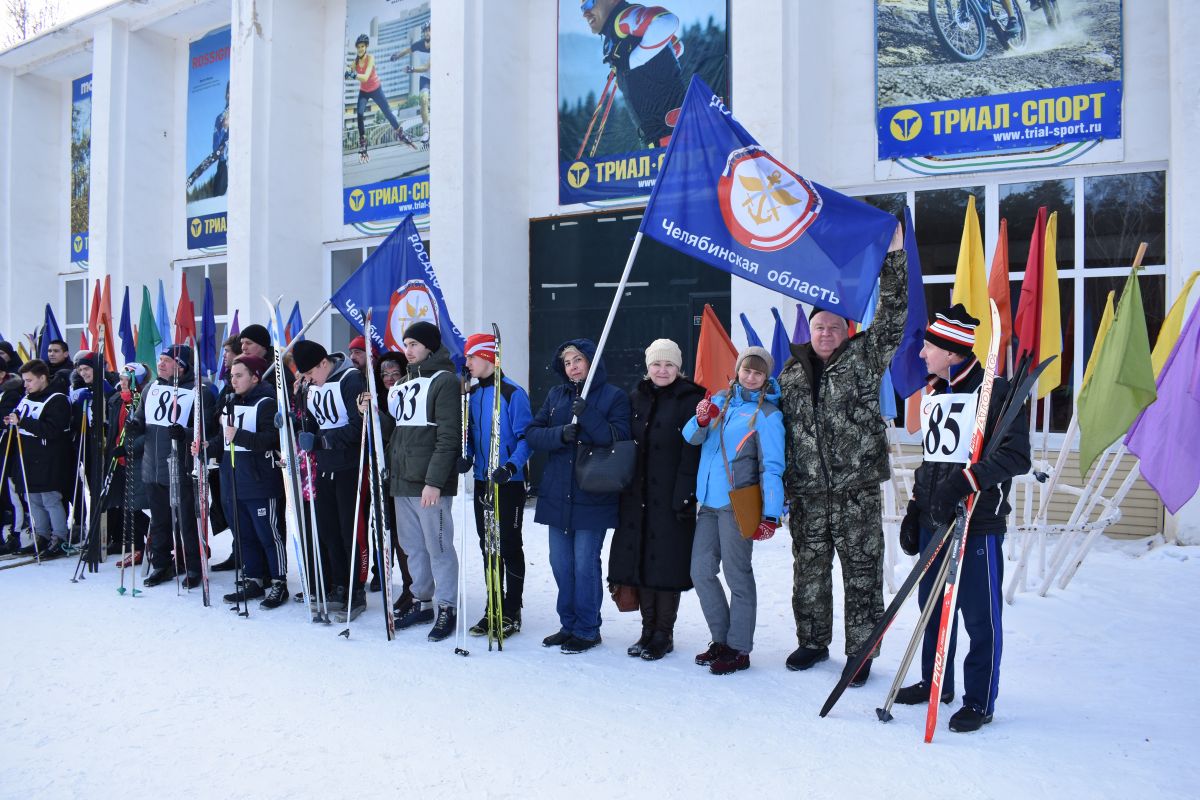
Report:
178,260,230,376
61,277,89,353
913,186,984,276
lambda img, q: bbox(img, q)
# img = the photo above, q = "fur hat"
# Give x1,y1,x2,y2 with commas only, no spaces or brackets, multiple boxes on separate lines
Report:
644,338,682,369
291,340,329,374
924,303,979,357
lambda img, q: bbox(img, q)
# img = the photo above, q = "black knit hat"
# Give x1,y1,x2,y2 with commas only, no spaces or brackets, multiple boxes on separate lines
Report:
239,324,272,350
166,344,194,373
74,350,100,371
292,340,328,373
924,303,980,357
403,321,441,352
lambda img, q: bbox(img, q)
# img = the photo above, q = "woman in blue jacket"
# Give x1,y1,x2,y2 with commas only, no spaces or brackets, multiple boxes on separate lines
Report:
525,339,631,654
683,346,785,676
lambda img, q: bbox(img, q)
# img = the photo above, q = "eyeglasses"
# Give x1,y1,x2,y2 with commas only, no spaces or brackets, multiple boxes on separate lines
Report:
580,0,596,10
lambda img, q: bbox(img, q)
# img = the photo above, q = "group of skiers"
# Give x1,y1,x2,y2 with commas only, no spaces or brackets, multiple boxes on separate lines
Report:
0,224,1031,734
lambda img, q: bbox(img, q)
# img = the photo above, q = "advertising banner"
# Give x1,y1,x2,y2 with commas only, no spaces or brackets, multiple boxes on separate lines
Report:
70,74,91,263
557,0,729,205
342,0,431,227
875,0,1123,177
185,27,231,250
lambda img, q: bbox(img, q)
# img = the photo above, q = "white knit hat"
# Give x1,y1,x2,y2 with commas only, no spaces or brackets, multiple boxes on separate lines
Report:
644,338,683,369
736,345,774,378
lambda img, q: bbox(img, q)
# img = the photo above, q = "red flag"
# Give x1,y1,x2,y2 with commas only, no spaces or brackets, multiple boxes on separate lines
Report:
988,218,1012,375
98,276,118,371
87,280,102,349
79,331,89,352
174,280,197,345
694,304,739,396
1013,207,1047,363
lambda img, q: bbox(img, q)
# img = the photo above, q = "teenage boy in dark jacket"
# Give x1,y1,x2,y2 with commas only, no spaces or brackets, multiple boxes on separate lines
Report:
4,360,71,555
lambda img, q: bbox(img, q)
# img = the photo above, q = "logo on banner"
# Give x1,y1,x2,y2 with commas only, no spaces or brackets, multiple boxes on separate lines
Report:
385,280,440,351
717,146,822,252
190,219,202,238
73,236,83,254
567,162,590,189
349,189,366,213
890,109,923,141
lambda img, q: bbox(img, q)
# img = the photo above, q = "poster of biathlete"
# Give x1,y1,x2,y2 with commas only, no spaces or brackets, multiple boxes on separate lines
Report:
185,27,231,250
342,0,431,228
558,0,729,205
875,0,1123,178
70,74,92,264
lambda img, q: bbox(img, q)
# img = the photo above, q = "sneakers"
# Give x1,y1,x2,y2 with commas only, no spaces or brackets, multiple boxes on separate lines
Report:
428,605,456,642
695,642,729,666
640,631,673,661
948,705,993,733
561,634,601,654
710,649,750,675
542,630,572,648
848,658,872,688
392,592,414,618
468,614,520,638
223,579,265,604
259,579,289,610
785,645,829,671
143,566,176,587
116,551,143,568
395,600,435,630
501,617,521,637
895,681,955,706
326,585,348,613
1004,16,1022,36
335,589,366,623
469,616,491,637
628,629,653,658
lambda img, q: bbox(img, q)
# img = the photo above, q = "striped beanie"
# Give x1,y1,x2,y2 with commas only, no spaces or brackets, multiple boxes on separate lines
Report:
924,303,979,357
465,333,496,364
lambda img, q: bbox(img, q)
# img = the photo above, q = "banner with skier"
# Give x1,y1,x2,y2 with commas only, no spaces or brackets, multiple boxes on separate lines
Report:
185,26,231,250
342,0,431,228
557,0,729,206
70,74,91,264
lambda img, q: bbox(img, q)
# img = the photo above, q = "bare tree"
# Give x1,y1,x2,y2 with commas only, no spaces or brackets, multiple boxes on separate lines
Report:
4,0,61,47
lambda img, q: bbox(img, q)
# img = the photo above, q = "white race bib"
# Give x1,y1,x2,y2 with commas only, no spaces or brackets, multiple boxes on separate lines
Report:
920,393,978,464
307,382,350,431
14,394,67,437
388,372,445,427
143,385,196,428
225,397,266,452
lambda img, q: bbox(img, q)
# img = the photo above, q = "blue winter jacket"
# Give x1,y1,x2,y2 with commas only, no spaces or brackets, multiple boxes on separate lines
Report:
525,339,632,532
467,373,533,482
683,379,785,520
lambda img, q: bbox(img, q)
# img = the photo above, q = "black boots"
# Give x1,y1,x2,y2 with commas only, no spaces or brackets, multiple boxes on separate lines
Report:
630,589,680,662
786,646,829,671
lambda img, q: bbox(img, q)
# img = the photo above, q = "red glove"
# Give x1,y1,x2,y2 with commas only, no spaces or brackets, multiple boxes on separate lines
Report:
695,397,720,427
752,519,779,541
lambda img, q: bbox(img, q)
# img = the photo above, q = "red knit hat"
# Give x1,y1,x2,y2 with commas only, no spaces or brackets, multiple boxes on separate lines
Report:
348,335,366,352
465,333,496,364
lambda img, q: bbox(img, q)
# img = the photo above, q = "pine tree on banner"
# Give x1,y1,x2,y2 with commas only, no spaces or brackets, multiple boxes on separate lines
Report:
639,76,896,323
1125,302,1200,513
988,218,1013,375
1077,267,1156,477
951,195,991,365
694,304,738,395
136,286,161,365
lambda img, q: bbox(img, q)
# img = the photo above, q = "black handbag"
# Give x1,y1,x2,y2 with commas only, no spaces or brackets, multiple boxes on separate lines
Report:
574,425,637,493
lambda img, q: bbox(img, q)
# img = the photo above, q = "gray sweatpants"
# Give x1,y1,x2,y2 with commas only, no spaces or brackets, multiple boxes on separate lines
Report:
690,505,757,653
393,496,459,609
27,490,67,540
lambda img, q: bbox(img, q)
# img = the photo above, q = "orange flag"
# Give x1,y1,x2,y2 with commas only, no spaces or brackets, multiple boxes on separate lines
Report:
87,280,102,348
174,280,197,346
98,276,118,371
694,304,738,396
987,218,1012,375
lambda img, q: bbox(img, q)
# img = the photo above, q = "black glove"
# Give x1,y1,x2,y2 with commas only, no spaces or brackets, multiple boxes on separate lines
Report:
571,397,587,418
490,463,515,484
456,456,473,474
110,443,127,459
602,35,640,69
124,418,145,436
561,423,579,444
167,424,188,442
297,431,319,453
899,500,920,556
930,469,974,525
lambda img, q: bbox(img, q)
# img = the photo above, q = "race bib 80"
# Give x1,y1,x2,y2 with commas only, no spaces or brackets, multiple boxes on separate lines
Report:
307,383,350,431
920,393,978,463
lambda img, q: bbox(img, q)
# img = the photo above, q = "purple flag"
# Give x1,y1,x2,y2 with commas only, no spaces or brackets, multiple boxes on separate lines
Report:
792,304,811,345
1125,302,1200,513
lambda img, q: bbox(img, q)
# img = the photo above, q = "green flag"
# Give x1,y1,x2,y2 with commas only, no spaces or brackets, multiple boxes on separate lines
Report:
135,285,161,366
1077,268,1157,477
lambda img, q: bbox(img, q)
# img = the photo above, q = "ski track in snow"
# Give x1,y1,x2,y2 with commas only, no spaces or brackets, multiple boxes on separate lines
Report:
1,514,1197,799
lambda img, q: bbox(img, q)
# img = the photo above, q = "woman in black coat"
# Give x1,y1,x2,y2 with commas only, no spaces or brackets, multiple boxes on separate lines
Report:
609,339,705,661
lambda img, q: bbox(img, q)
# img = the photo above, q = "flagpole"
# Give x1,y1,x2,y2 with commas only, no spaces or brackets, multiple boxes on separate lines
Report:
262,300,332,380
579,232,643,400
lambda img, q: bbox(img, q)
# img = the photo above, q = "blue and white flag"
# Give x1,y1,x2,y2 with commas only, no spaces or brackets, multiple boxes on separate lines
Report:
330,214,465,369
641,76,896,323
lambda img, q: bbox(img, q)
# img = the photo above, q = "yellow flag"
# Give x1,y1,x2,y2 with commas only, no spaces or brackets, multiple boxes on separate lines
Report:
1081,291,1115,391
1037,211,1063,398
951,195,991,363
1152,270,1200,377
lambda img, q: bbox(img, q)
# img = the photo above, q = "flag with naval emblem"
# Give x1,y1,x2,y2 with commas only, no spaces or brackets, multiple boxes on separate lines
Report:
641,76,897,323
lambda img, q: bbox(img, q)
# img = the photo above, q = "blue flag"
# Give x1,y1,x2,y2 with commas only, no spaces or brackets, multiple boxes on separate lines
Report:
285,302,304,344
330,215,465,368
739,313,763,348
792,303,811,345
769,308,791,379
889,207,929,398
119,286,137,366
155,280,172,353
201,277,217,377
641,76,896,323
38,305,63,360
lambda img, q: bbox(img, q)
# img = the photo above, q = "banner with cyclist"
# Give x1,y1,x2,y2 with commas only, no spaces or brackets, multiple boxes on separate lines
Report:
342,0,431,229
70,74,91,264
185,26,231,250
875,0,1124,176
557,0,730,206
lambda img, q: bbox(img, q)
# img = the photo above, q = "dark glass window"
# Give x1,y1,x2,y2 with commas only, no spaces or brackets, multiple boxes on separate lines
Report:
1084,172,1166,268
913,186,984,276
1000,180,1075,273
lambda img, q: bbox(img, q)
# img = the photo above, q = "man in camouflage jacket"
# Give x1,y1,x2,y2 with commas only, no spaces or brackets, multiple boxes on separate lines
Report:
777,224,906,683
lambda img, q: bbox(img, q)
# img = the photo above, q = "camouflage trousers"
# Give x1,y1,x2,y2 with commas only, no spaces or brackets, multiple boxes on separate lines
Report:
789,488,884,658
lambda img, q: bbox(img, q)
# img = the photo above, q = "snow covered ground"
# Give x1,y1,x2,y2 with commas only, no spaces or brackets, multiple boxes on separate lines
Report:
2,512,1198,800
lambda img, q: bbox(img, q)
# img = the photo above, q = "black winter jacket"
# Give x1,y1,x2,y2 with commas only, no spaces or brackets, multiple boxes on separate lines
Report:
11,385,71,493
132,374,218,487
207,382,283,500
299,354,364,474
104,389,148,511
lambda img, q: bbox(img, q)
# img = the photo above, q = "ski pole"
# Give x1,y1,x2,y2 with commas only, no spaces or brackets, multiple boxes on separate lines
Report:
455,372,471,657
226,396,248,618
12,424,40,565
339,411,371,639
589,82,617,159
575,71,616,161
